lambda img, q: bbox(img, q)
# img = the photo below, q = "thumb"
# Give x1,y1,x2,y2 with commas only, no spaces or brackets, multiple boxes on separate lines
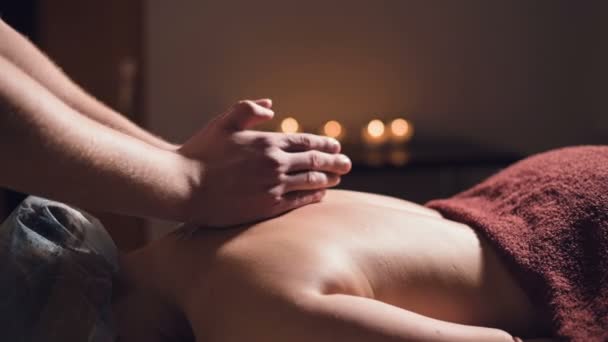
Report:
253,98,273,109
222,100,275,130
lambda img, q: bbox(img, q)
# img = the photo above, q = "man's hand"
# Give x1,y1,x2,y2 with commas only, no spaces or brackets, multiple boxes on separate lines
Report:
178,99,352,227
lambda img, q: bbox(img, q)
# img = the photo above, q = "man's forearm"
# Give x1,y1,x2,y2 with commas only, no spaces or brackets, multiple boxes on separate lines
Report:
0,55,196,220
0,19,177,151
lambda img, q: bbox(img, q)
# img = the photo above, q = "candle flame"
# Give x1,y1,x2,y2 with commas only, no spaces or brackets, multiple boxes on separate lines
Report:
280,117,299,133
390,118,410,137
323,120,343,138
367,119,385,138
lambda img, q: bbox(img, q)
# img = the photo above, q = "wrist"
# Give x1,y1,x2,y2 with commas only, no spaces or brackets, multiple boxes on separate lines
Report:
166,150,204,222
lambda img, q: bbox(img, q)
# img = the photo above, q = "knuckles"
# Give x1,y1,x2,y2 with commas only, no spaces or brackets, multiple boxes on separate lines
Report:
263,149,286,171
298,134,314,148
262,190,285,209
251,135,275,149
267,187,285,202
288,133,313,149
308,151,324,169
306,171,326,185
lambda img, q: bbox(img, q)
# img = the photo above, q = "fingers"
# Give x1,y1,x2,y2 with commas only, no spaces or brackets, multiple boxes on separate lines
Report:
282,172,341,193
278,189,326,212
281,133,341,154
286,150,352,175
221,100,275,130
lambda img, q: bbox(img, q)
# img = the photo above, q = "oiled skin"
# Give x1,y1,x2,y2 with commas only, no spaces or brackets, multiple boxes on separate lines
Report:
114,190,551,342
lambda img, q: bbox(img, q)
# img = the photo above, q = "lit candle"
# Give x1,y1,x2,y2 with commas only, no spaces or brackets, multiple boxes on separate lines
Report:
361,119,388,146
322,120,345,141
389,118,414,143
280,117,300,133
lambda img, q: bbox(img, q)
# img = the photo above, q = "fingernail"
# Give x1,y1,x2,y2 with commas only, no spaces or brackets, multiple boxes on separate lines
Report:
329,138,340,148
338,154,351,166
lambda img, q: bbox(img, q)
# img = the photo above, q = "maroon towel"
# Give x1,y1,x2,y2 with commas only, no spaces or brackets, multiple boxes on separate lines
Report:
426,146,608,341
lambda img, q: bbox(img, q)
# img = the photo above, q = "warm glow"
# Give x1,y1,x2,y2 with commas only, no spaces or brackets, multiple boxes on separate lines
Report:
323,120,343,138
280,117,299,133
390,118,410,137
367,119,385,138
389,149,410,166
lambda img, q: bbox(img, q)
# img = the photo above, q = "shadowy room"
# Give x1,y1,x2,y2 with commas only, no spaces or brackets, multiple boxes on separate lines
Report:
2,0,605,246
0,0,608,341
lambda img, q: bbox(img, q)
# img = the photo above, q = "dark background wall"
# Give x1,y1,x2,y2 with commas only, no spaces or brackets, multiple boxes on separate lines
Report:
145,0,606,154
37,0,144,118
1,1,606,241
589,2,608,130
0,0,38,39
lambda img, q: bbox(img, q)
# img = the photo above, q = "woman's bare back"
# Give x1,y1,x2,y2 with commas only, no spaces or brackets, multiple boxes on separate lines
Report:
120,190,551,341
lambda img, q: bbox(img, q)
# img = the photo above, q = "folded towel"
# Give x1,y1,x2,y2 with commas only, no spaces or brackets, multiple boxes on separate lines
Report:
426,146,608,341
